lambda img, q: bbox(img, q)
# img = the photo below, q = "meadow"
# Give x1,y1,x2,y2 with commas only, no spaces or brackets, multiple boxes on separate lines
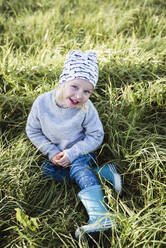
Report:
0,0,166,247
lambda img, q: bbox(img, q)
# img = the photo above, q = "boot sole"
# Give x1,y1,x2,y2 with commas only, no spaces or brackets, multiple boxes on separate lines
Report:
75,221,117,239
107,164,122,195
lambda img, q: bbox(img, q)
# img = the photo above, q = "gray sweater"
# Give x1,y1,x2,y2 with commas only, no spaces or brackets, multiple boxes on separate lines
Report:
26,89,104,163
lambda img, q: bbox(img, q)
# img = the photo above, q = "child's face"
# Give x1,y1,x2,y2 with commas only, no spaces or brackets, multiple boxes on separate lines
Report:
61,78,94,108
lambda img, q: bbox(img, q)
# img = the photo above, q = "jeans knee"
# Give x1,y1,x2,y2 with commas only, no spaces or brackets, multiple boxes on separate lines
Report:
70,166,100,190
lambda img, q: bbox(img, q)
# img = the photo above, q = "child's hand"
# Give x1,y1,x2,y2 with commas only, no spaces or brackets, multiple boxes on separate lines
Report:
51,152,70,168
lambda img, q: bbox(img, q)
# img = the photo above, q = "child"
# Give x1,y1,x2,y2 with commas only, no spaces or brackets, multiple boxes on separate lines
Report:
26,50,122,239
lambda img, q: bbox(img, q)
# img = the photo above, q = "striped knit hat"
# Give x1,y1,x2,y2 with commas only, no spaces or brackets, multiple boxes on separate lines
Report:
59,50,98,87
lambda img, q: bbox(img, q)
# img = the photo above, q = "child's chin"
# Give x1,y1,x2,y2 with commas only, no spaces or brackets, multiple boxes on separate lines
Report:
75,103,84,109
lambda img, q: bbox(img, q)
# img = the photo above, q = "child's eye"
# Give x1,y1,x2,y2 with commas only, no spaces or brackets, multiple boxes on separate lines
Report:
84,90,90,94
71,85,78,90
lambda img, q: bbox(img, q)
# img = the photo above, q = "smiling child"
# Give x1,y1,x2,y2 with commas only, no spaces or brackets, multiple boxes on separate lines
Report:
26,50,121,239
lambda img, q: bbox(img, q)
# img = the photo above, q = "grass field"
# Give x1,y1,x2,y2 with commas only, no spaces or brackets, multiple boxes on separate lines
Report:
0,0,166,247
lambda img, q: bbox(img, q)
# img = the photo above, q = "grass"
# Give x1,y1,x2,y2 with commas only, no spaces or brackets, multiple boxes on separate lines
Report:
0,0,166,247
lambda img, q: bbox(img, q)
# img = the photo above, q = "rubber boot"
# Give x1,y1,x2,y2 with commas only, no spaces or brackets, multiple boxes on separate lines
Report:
93,163,122,195
75,185,117,239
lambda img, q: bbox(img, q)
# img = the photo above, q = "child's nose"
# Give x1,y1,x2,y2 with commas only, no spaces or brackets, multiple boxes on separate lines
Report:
76,91,83,100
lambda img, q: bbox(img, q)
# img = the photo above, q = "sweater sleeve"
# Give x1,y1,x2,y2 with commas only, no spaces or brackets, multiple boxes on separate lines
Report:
26,97,61,160
64,101,104,163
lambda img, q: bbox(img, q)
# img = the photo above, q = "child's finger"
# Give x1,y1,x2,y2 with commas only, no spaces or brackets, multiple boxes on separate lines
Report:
56,152,64,159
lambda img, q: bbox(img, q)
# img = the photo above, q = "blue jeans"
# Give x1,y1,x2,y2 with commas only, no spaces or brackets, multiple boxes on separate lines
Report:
41,153,100,190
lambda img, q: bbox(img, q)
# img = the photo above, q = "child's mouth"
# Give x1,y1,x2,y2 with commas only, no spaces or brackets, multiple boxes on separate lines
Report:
69,98,79,105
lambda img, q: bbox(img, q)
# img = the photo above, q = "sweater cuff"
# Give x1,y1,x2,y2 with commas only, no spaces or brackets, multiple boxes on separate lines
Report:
48,149,61,161
64,149,80,164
